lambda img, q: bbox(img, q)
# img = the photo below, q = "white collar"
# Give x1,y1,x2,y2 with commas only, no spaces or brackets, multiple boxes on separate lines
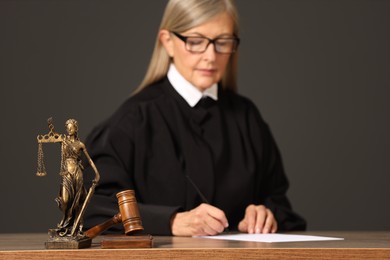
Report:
167,63,218,107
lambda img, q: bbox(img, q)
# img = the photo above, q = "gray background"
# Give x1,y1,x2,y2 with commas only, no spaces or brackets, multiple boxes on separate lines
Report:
0,0,389,233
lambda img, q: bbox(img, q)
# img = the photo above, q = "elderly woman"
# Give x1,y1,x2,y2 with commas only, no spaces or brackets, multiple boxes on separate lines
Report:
84,0,306,236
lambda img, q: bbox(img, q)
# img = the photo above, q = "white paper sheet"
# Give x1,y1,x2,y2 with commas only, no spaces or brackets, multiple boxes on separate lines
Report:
197,233,344,243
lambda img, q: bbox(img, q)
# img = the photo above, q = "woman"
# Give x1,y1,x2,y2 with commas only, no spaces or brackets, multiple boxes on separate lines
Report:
83,0,306,236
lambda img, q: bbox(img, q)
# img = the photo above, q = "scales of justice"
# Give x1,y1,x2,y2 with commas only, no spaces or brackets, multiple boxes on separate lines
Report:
36,118,150,249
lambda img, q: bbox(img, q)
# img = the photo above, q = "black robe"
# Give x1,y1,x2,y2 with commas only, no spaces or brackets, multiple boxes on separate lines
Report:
83,77,306,235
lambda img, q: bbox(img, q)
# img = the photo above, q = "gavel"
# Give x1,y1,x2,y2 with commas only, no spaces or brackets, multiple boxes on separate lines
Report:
84,190,144,239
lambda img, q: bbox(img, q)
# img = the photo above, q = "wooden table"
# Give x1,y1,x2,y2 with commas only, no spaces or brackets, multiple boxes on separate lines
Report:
1,231,389,259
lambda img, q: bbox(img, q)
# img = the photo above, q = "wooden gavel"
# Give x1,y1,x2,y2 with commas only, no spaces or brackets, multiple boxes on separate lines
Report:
84,190,144,239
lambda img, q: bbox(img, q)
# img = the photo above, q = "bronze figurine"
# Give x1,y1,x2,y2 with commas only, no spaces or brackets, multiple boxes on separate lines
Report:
36,118,100,249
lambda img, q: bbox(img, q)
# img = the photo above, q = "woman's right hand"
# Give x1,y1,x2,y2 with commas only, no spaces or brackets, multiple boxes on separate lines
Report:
171,203,229,236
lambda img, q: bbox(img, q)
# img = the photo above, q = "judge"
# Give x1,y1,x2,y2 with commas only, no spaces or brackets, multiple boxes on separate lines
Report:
83,0,306,236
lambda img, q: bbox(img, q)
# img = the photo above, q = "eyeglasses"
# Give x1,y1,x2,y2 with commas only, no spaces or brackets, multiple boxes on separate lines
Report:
172,32,240,54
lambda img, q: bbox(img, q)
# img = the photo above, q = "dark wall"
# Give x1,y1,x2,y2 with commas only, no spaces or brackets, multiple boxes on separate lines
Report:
0,0,389,233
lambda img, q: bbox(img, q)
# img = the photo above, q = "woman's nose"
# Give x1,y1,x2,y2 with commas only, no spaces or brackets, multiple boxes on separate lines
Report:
202,42,217,61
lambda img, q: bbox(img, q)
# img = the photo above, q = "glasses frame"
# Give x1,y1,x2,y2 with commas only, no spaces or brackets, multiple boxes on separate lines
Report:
171,31,240,54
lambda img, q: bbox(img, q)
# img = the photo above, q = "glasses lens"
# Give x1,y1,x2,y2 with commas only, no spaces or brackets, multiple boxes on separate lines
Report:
215,39,238,53
186,37,208,53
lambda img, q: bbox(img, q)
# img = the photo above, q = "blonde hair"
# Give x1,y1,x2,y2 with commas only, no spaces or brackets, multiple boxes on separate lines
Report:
134,0,239,94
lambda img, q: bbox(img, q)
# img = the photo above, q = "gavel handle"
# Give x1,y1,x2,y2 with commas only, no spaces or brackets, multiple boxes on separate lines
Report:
84,213,122,239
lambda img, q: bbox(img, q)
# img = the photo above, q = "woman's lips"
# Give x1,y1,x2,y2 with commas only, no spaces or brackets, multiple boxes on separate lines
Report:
197,68,216,76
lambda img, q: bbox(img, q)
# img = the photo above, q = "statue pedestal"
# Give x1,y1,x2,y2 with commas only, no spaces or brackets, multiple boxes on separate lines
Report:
45,229,92,249
100,235,153,248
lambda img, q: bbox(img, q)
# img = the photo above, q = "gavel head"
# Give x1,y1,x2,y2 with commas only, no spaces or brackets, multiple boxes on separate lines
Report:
116,190,144,235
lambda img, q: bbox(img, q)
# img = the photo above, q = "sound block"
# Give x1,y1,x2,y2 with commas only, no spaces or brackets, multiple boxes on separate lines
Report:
101,235,153,248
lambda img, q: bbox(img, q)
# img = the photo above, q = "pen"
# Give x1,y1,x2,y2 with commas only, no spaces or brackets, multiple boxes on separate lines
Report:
185,174,209,204
185,173,230,233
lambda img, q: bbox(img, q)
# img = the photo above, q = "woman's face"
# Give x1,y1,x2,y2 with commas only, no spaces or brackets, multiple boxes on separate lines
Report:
161,12,234,91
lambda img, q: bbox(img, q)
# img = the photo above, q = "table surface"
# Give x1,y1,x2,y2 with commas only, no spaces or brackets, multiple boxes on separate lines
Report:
1,231,390,259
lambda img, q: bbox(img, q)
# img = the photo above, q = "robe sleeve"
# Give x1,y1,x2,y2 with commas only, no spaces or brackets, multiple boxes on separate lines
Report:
246,100,307,231
83,108,180,235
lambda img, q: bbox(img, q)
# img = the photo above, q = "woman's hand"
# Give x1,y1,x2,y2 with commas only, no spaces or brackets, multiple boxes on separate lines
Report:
238,204,277,234
171,203,229,236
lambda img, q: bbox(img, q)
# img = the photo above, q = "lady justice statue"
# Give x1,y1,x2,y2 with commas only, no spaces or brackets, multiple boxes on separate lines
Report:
36,118,100,249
